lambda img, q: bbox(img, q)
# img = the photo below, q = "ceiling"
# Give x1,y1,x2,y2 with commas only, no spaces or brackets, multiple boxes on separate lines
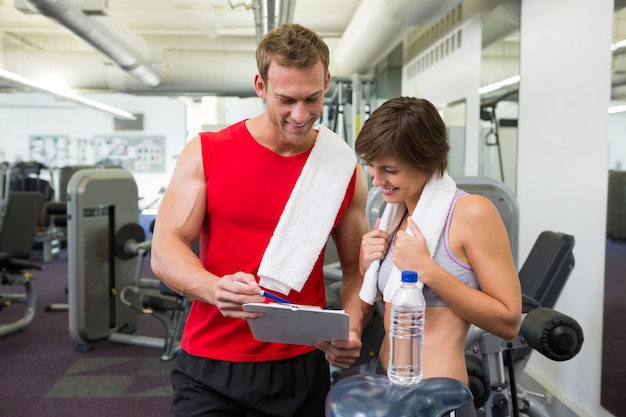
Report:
0,0,369,96
1,0,626,100
0,0,365,97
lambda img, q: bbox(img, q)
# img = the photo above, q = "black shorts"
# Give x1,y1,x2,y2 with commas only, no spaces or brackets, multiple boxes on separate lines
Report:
170,349,330,417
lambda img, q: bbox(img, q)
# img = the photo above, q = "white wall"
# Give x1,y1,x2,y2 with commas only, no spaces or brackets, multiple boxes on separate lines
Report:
0,92,268,214
516,1,612,417
0,92,186,204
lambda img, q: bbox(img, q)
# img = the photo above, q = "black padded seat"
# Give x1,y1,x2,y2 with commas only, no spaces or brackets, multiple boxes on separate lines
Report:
0,191,45,260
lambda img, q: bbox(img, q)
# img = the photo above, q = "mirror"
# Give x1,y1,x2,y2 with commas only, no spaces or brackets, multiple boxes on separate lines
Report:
479,0,520,194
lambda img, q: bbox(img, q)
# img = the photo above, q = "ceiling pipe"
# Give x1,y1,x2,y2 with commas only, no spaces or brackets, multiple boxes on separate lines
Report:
253,0,296,44
20,0,161,87
333,0,463,75
6,0,465,96
2,49,258,97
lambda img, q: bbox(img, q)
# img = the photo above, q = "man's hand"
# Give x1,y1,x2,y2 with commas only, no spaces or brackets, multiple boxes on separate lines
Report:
316,329,362,369
214,272,265,319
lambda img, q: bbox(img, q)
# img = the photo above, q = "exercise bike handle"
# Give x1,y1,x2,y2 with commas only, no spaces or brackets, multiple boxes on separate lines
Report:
521,306,584,361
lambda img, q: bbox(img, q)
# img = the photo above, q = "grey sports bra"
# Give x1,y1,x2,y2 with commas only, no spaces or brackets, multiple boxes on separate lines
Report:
377,189,480,306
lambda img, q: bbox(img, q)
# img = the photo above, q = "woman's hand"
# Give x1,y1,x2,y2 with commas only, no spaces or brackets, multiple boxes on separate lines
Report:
359,218,390,275
392,218,430,273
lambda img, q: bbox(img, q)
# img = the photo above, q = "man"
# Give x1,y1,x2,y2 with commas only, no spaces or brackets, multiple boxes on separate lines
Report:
151,23,370,417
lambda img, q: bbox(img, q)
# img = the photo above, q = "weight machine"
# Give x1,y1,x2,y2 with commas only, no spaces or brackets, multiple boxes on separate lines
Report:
66,168,188,360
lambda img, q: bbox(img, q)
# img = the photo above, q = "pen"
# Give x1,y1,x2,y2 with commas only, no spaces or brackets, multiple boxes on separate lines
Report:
258,289,291,304
234,280,292,304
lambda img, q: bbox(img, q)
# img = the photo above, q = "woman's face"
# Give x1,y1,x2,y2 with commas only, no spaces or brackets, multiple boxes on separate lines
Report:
365,155,430,206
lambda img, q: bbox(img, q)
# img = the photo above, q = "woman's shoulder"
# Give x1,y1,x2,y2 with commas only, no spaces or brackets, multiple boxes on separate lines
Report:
452,192,502,226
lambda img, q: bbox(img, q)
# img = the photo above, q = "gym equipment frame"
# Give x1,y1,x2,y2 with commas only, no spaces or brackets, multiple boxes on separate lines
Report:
66,168,186,360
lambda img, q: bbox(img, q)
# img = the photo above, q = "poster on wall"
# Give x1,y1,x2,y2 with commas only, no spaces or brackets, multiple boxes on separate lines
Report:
93,135,166,173
29,135,72,168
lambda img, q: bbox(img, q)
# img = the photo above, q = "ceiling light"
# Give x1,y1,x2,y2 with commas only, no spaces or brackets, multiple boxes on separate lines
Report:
609,104,626,114
611,39,626,51
0,69,137,120
478,75,520,95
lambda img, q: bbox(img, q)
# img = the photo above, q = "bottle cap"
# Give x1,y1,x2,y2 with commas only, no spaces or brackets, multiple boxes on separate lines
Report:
401,270,418,283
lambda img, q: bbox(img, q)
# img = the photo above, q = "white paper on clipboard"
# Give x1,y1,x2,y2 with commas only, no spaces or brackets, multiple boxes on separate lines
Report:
242,303,349,346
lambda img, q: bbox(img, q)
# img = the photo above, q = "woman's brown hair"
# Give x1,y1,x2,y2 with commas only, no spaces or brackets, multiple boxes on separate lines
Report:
355,96,450,178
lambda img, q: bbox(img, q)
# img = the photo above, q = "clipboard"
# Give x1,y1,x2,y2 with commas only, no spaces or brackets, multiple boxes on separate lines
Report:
242,303,349,346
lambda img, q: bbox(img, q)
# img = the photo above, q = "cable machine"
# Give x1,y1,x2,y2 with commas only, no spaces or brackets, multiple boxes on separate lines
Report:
321,76,374,149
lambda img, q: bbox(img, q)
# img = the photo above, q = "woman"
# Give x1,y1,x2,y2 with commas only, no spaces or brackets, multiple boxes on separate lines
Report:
356,96,522,416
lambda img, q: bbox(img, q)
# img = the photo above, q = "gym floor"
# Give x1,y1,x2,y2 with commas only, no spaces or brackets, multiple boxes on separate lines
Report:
0,249,172,417
602,238,626,416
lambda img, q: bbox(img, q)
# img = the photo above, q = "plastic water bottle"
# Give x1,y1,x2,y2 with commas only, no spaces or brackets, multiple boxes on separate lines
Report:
388,270,425,386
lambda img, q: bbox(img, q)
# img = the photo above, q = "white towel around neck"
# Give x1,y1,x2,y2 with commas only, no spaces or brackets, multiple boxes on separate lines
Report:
359,171,457,304
257,125,357,295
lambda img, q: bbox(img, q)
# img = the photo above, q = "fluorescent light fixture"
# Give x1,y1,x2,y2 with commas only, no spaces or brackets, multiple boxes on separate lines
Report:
611,40,626,51
609,105,626,114
0,69,137,120
479,75,520,95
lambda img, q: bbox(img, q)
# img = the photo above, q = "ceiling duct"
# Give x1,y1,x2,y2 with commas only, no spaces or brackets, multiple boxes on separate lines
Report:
334,0,462,75
19,0,161,87
253,0,296,43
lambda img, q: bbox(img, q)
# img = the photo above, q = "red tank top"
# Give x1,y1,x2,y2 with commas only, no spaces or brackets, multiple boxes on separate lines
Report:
181,120,356,361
